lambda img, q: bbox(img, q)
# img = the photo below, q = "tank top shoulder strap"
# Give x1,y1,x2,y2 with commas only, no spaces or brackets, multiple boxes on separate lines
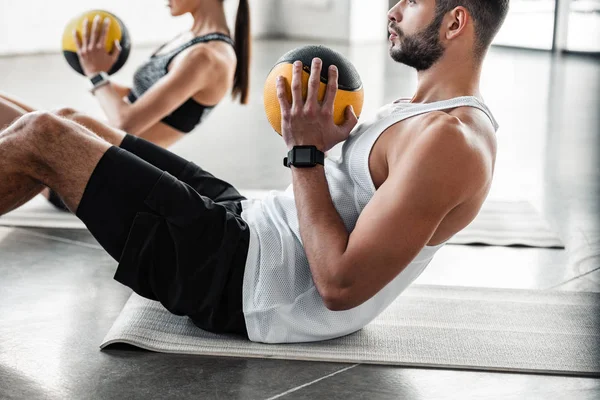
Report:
388,96,500,132
185,33,235,48
161,33,235,68
173,33,235,57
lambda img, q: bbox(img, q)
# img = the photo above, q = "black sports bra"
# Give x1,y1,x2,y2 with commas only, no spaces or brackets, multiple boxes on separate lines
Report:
127,33,235,133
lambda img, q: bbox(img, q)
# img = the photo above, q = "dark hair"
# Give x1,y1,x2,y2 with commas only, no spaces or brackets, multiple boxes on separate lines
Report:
435,0,509,60
231,0,251,104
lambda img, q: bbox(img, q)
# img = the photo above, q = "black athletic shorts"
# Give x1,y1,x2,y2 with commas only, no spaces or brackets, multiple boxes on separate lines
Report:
76,134,250,336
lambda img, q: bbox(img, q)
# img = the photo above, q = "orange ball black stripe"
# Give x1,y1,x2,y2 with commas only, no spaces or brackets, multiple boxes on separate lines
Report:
61,10,131,76
264,45,364,135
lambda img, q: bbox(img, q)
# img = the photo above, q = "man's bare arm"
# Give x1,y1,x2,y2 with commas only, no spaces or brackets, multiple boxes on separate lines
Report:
295,117,491,310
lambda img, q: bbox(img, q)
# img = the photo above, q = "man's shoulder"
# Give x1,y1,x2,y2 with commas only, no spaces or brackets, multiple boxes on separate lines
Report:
402,111,470,154
386,110,495,201
387,106,495,159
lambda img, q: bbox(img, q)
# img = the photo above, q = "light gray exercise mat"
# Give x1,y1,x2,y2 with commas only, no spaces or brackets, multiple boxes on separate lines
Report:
0,191,270,230
0,194,564,248
1,195,86,230
450,199,564,248
101,285,600,377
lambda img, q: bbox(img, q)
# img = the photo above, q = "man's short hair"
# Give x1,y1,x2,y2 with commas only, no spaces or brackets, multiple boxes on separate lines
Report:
435,0,510,60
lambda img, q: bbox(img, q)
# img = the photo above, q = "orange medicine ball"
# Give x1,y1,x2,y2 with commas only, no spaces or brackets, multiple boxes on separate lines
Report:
264,45,364,135
61,10,131,75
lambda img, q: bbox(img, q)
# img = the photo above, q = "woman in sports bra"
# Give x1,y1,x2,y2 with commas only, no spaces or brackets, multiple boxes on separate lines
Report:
0,0,251,209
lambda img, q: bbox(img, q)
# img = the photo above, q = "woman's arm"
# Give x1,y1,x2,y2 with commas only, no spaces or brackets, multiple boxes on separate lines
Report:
75,17,224,135
92,47,223,135
109,81,131,100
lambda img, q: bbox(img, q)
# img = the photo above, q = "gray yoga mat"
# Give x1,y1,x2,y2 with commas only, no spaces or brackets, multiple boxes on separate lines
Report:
101,285,600,377
0,194,563,248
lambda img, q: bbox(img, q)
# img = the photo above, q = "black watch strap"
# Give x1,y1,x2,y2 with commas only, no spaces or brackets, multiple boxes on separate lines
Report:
283,145,325,168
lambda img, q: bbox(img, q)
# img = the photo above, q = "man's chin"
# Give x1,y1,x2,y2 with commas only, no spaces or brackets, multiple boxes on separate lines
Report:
389,43,401,56
389,48,404,62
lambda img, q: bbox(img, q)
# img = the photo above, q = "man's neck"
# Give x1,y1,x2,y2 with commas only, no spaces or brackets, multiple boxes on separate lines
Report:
410,55,482,104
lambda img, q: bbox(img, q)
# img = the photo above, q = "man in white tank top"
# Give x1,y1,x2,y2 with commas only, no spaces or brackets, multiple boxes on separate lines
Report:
240,0,508,342
0,0,509,344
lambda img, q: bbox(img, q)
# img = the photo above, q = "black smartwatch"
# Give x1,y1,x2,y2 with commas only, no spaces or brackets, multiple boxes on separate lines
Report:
284,145,325,168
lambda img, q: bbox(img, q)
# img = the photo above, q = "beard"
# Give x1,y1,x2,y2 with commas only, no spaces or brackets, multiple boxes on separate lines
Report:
389,16,445,71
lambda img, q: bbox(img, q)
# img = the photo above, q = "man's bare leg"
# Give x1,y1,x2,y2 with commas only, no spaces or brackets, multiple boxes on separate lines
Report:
43,108,127,208
0,111,111,215
0,98,44,210
0,97,27,130
0,95,130,210
53,108,127,147
0,92,36,113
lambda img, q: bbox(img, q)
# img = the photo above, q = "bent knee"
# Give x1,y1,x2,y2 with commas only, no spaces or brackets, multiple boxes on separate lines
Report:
29,110,64,128
15,111,61,129
13,111,68,142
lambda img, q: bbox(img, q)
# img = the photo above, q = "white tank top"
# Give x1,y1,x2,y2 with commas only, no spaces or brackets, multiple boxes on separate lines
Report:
240,96,499,343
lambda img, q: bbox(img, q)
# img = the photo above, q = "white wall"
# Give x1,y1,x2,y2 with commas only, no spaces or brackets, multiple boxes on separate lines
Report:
277,0,388,43
349,0,390,43
226,0,280,38
0,0,278,55
0,0,388,56
0,0,387,56
278,0,351,41
3,0,592,56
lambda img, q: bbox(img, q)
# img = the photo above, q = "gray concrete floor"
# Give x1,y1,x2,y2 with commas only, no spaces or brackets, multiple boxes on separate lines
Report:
1,39,599,399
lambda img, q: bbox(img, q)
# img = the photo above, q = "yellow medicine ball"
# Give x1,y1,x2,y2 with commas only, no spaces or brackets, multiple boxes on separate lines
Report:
264,45,364,136
61,10,131,75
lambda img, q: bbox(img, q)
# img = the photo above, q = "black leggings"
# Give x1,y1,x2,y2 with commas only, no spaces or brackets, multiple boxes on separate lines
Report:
76,135,250,336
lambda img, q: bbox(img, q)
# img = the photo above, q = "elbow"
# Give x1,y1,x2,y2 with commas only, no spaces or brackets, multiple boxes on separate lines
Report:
107,105,137,133
321,286,357,312
324,299,353,312
113,116,137,135
113,117,130,132
318,261,360,311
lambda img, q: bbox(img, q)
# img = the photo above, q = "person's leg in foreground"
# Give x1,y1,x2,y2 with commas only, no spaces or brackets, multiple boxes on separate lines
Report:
0,110,249,336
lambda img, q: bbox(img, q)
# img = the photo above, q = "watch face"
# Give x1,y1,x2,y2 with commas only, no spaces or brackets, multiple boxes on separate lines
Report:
295,148,313,164
91,74,105,85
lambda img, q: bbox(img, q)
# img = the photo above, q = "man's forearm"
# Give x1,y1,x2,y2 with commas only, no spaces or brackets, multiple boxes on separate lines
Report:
292,166,351,294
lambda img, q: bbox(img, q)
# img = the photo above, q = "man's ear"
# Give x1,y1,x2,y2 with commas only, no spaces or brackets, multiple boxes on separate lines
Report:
445,6,469,40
